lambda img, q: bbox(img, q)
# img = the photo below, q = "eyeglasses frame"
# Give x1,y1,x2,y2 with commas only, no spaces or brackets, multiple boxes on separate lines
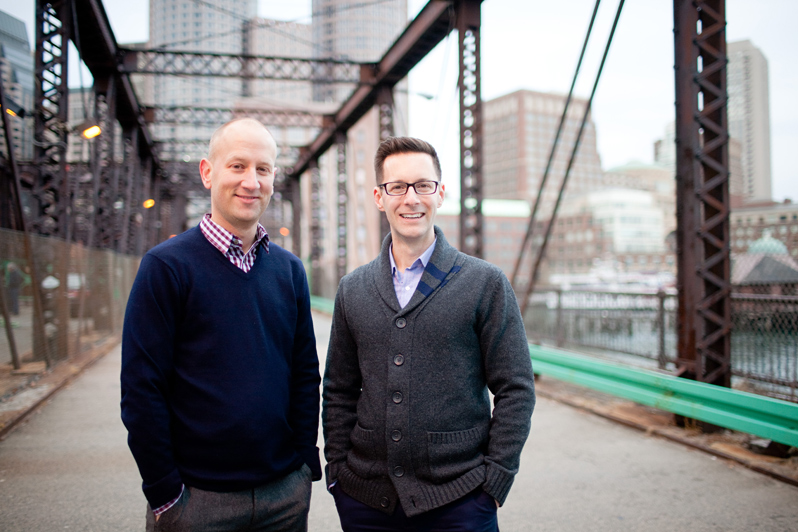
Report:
378,180,440,196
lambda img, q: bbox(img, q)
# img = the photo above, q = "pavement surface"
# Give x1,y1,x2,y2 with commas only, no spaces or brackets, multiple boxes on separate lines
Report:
1,310,797,531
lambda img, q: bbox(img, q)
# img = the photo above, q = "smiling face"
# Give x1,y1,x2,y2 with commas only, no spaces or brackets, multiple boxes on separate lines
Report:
199,119,277,238
373,151,445,249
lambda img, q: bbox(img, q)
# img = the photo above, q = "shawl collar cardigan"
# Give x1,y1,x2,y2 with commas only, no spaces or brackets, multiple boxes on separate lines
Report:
323,226,535,517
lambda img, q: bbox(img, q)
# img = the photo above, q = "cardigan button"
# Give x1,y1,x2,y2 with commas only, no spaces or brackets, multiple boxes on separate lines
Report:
393,466,405,477
380,497,390,508
393,354,404,366
395,317,407,329
392,392,403,404
391,430,402,442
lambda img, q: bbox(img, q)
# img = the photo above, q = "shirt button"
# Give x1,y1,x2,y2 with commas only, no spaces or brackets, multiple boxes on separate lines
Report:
380,497,390,508
393,466,405,477
393,354,404,366
391,430,402,442
395,317,406,329
392,391,403,404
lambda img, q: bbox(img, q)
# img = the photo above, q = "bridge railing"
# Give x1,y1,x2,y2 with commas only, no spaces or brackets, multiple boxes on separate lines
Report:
522,288,798,403
0,229,139,399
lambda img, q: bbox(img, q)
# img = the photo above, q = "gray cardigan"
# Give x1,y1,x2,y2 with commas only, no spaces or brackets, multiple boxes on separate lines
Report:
322,227,535,517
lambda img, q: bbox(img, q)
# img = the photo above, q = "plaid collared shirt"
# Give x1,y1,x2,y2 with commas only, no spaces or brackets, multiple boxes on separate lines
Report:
199,213,269,272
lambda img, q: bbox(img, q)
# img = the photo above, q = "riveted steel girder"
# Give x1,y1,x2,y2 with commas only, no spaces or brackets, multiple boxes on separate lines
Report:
376,86,394,241
142,106,324,129
674,0,732,387
457,0,483,258
119,48,364,84
335,132,348,285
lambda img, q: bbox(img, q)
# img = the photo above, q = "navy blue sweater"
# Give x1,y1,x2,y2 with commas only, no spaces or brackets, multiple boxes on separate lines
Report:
121,226,321,509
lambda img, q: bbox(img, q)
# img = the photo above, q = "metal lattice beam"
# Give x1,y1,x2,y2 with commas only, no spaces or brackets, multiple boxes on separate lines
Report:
32,0,71,238
457,0,483,258
674,0,732,387
119,48,364,83
376,86,394,241
335,133,348,284
142,106,325,128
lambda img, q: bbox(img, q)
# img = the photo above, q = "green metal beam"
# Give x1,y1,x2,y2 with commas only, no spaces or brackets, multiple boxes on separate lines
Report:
529,344,798,447
308,295,798,447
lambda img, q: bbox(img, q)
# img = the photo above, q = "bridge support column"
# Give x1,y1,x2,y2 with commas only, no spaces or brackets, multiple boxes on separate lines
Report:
673,0,732,388
457,0,483,258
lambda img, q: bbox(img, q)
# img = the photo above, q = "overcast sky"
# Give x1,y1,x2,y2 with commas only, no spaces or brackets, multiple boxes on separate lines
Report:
6,0,797,201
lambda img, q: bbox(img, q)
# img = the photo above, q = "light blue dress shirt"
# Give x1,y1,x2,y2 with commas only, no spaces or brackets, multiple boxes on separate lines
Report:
389,238,437,308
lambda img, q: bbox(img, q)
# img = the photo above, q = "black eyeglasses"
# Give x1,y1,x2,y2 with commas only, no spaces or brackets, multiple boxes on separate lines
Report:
379,181,439,196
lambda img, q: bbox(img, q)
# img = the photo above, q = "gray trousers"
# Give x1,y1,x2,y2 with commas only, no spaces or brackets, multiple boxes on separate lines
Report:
145,464,312,532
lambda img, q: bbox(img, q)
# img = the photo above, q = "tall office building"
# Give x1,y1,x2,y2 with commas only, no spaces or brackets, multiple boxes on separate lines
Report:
309,0,409,296
653,121,744,202
148,0,257,155
483,90,605,219
728,39,772,201
0,10,34,161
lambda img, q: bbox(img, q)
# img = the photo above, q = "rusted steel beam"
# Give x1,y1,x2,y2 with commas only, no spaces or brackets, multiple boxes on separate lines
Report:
120,48,364,84
142,106,324,128
457,0,483,258
335,132,348,284
309,160,323,296
32,0,70,239
376,86,394,241
673,0,732,387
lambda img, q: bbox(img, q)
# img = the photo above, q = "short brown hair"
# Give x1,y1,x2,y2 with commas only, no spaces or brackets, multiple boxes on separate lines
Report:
374,136,442,184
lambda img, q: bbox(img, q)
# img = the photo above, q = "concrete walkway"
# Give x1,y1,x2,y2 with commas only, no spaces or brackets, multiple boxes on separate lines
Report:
1,311,797,531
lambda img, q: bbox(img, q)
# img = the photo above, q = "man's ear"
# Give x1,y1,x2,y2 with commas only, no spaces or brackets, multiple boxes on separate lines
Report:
373,186,386,212
199,159,212,190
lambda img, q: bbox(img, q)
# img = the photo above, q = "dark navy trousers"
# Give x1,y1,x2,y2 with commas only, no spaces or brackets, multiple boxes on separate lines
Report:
332,484,499,532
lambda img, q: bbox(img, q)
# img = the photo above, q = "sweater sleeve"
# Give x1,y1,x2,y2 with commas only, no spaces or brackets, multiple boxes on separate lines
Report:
478,269,536,505
321,282,362,487
120,253,184,510
288,265,323,481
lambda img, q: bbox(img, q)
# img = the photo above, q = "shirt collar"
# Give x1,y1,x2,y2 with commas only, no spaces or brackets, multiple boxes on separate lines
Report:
390,237,437,275
200,213,270,254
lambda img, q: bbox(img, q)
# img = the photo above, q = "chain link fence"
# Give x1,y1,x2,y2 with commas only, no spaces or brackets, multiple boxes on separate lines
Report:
1,229,139,399
523,287,798,403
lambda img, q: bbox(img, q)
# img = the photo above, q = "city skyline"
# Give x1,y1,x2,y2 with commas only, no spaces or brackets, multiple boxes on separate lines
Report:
5,0,796,202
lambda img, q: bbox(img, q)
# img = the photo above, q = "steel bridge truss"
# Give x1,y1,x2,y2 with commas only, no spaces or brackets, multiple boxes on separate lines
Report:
120,48,364,84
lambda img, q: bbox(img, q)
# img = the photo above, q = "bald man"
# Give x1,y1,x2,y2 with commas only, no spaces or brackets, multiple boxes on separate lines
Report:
122,119,321,532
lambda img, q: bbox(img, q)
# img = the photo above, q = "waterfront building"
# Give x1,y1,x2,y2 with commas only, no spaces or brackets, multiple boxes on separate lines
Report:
482,89,605,219
601,162,676,237
730,199,798,259
732,229,798,296
436,190,674,289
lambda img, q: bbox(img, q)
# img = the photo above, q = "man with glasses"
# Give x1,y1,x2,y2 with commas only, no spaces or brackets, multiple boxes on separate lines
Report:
323,136,535,531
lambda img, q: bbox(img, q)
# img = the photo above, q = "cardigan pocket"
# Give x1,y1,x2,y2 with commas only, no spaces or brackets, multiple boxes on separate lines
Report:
346,423,381,479
426,426,486,482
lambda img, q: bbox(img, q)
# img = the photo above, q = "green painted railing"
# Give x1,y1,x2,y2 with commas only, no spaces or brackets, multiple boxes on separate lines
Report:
310,295,335,315
309,295,798,447
529,344,798,448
